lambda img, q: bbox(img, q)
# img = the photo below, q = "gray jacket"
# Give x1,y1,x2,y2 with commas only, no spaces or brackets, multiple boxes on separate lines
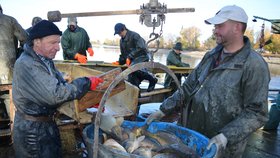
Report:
0,13,27,84
160,37,270,156
12,44,91,116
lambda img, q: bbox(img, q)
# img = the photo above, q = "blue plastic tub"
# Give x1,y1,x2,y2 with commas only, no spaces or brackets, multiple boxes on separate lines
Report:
83,121,216,158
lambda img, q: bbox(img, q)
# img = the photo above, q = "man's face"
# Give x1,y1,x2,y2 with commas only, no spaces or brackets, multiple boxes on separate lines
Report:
118,30,126,38
68,25,76,32
34,35,60,59
175,49,181,54
213,20,237,46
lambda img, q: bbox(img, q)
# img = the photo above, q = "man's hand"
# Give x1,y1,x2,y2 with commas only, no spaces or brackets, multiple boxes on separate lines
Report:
87,48,94,57
126,58,131,66
112,61,120,65
207,133,228,158
146,110,165,125
61,72,72,83
75,53,87,64
88,77,104,90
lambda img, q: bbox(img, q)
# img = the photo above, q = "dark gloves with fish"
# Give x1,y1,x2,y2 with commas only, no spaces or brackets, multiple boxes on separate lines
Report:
207,133,228,158
146,110,165,125
88,77,104,90
75,53,87,64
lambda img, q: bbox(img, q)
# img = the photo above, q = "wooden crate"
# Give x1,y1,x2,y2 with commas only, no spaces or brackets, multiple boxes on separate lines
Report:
55,63,139,124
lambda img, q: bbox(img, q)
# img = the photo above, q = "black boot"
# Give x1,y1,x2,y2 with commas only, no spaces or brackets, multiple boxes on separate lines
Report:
128,73,141,89
137,70,157,92
147,77,158,92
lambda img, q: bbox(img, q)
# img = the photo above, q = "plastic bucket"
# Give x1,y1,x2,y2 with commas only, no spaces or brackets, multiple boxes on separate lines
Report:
82,121,216,158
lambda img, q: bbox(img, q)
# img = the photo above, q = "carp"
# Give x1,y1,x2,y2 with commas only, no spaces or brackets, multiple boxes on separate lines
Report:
103,138,127,153
123,135,145,153
155,143,200,158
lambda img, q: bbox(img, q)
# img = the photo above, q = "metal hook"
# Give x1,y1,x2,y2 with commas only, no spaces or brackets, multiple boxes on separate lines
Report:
146,33,160,62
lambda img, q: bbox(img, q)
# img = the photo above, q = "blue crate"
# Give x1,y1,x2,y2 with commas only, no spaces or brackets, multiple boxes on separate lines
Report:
83,121,216,158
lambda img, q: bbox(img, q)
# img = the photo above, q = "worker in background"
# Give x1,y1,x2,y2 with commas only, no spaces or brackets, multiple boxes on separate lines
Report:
146,5,270,158
164,42,190,92
0,4,28,119
61,17,94,63
12,20,103,157
26,16,42,34
113,23,158,92
16,16,43,58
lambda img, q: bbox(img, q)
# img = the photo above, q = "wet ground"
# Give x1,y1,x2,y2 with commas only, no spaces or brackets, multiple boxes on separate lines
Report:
243,127,280,158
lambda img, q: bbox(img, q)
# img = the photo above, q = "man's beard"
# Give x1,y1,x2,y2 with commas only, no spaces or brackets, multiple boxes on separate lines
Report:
215,35,226,45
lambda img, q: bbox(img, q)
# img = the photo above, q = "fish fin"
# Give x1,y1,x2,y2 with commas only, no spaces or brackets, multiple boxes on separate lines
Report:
137,135,146,143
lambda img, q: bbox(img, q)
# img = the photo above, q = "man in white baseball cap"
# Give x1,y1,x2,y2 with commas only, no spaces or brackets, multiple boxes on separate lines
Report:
202,5,270,158
146,4,270,158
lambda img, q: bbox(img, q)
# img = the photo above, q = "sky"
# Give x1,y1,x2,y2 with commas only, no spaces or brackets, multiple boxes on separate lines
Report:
1,0,279,43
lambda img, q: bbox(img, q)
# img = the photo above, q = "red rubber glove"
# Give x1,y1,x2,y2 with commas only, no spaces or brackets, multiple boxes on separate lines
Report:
126,58,131,66
112,61,120,65
87,48,94,57
89,77,104,90
75,53,87,64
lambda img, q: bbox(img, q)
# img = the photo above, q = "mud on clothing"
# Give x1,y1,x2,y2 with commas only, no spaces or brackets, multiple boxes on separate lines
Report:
12,44,91,158
159,37,270,157
118,30,156,88
0,13,27,84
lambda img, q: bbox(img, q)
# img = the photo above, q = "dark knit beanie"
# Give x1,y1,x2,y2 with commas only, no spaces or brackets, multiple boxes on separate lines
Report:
173,42,183,51
29,20,62,40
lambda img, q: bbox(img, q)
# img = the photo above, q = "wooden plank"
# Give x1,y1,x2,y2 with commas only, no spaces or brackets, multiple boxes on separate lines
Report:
77,83,125,112
0,84,12,91
9,89,15,142
262,54,280,58
140,88,172,97
55,61,194,74
55,63,103,79
77,68,126,112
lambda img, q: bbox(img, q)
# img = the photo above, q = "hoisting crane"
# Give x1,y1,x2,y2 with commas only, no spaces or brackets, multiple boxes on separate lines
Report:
48,0,195,59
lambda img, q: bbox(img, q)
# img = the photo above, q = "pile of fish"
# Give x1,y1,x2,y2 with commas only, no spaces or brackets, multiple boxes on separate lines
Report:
101,123,200,158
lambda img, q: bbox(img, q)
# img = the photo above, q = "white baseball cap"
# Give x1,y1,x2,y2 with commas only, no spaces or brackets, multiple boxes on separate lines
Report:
205,5,248,25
